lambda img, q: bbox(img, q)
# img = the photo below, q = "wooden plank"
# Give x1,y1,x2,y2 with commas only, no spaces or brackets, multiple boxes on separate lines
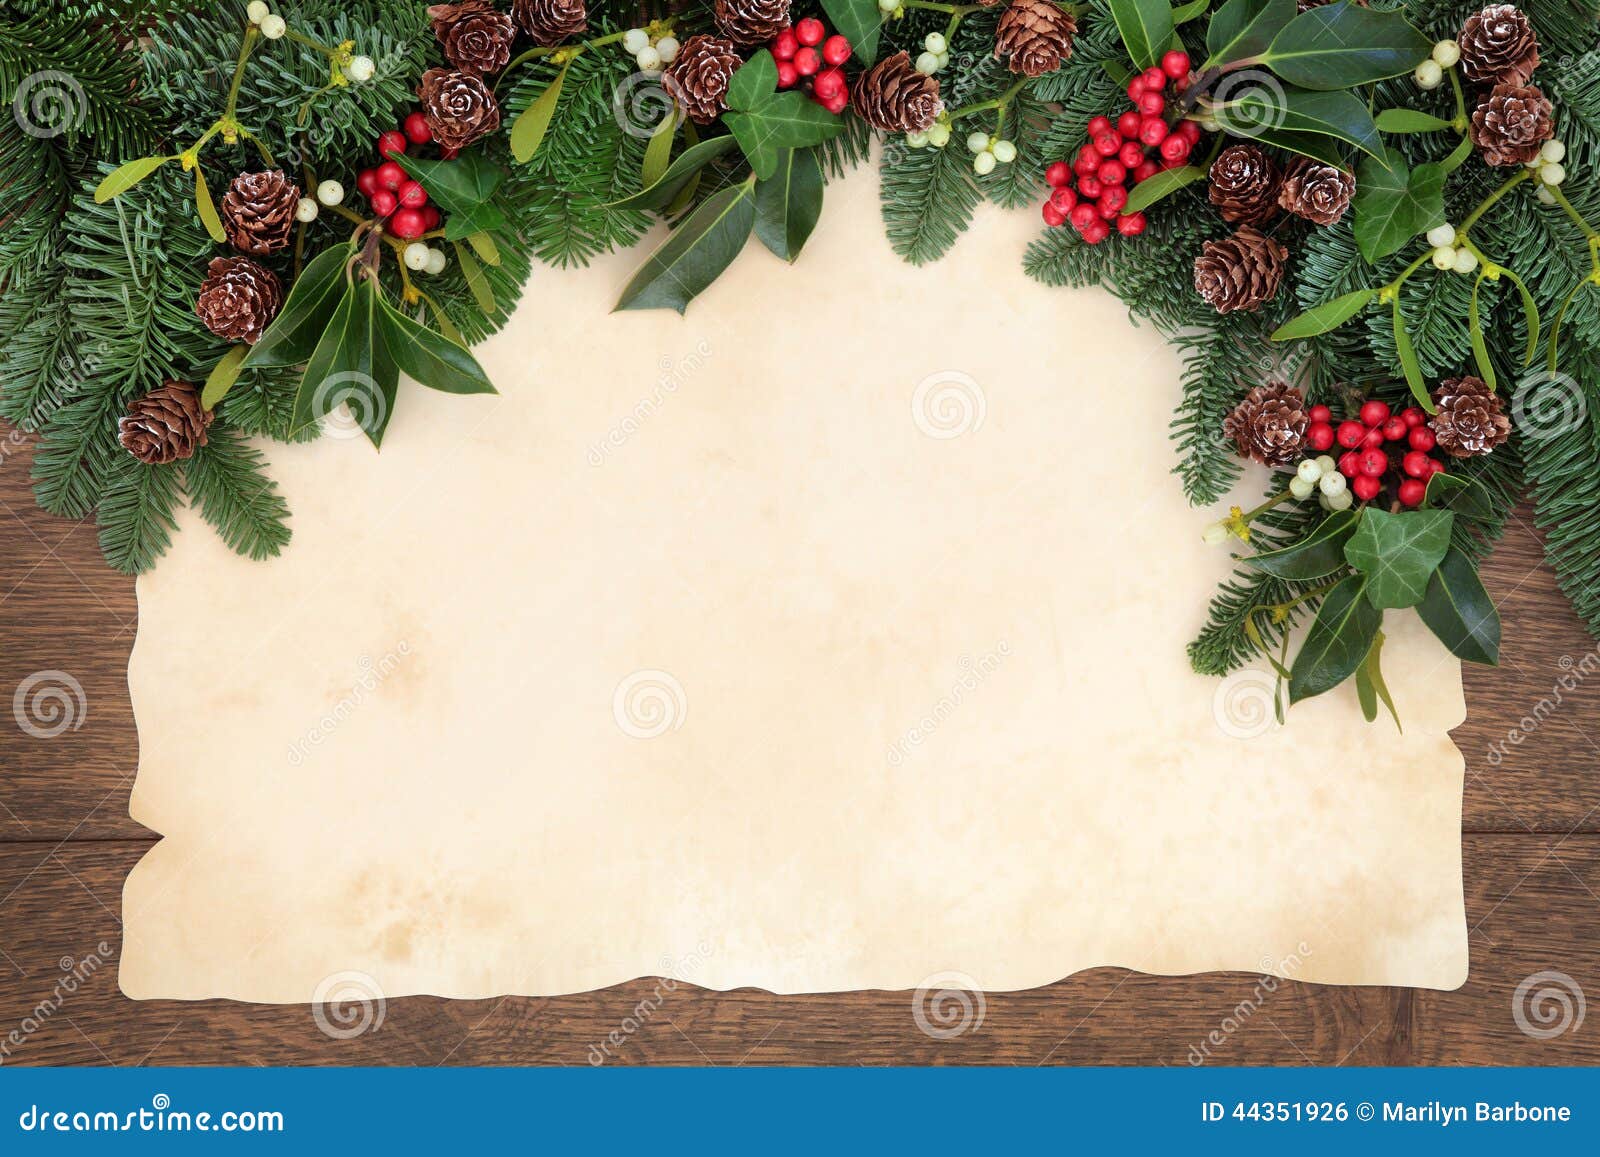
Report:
0,839,1594,1066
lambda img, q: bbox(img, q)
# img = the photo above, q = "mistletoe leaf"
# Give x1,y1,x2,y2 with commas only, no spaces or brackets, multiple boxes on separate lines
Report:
94,155,170,203
511,60,568,162
194,167,226,244
201,344,250,410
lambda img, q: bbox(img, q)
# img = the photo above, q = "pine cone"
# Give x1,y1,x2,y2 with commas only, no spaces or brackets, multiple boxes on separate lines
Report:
195,257,283,346
1430,375,1510,457
1224,381,1308,468
428,1,516,75
1208,143,1280,225
1459,4,1540,87
994,0,1076,77
512,0,586,45
1276,156,1354,226
1193,226,1289,315
1469,82,1552,166
852,52,941,134
220,170,300,256
714,0,791,45
661,35,741,125
418,68,502,150
118,381,214,466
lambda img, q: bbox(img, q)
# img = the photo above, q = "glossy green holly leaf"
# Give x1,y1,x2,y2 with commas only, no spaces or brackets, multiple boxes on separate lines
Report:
1246,124,1348,167
615,178,757,313
607,135,741,211
1123,164,1204,214
379,297,497,395
754,148,824,262
244,243,353,370
1108,0,1175,69
1354,629,1402,729
1213,85,1383,160
292,280,399,447
821,0,881,63
725,94,843,181
727,50,778,112
1424,470,1495,522
1353,149,1443,262
1288,573,1382,703
1205,0,1296,68
394,151,507,240
1343,506,1454,609
1260,2,1432,90
1244,508,1360,579
1272,288,1376,341
94,155,172,203
1415,546,1501,665
201,344,250,410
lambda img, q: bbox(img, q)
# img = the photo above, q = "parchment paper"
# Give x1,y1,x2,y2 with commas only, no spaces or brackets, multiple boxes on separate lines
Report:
121,167,1469,1001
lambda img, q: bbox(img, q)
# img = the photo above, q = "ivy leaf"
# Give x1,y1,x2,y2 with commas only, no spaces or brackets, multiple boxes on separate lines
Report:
821,0,881,63
725,94,843,180
292,280,398,448
94,155,171,203
1205,0,1296,69
1354,630,1402,729
378,297,497,395
1272,288,1376,340
1243,508,1360,579
1260,2,1433,90
394,151,507,241
1288,573,1381,703
1108,0,1176,70
1415,546,1501,665
615,178,757,313
1343,506,1454,609
1353,149,1443,262
1375,108,1455,134
1213,86,1383,160
607,135,741,211
1123,164,1204,213
510,60,568,162
194,167,226,244
201,344,250,410
754,147,824,261
243,243,352,370
727,50,778,111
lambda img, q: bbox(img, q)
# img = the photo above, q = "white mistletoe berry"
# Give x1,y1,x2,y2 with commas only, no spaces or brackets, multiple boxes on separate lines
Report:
906,130,930,148
260,13,287,39
404,242,432,271
992,139,1017,164
926,122,951,148
316,179,345,206
656,36,680,63
924,32,947,54
878,0,901,11
1324,488,1353,512
294,197,318,223
622,28,650,54
1289,475,1317,500
966,131,990,154
1541,139,1566,163
345,55,376,83
1453,248,1479,274
973,150,997,175
915,51,940,74
247,1,270,24
1314,455,1336,476
1425,223,1456,247
1536,185,1557,204
1319,471,1347,497
424,247,448,276
1431,39,1461,68
636,46,662,71
1540,161,1566,186
1202,521,1230,545
1296,458,1323,484
1414,59,1443,89
1431,245,1457,270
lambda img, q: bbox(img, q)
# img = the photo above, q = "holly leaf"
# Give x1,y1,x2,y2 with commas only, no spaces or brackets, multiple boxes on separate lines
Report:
244,243,352,370
292,280,398,448
1415,546,1500,665
607,135,741,211
1243,508,1360,580
1353,148,1444,262
754,147,824,261
1123,165,1204,214
1288,573,1382,703
615,178,757,313
393,151,507,241
1204,0,1296,69
1259,2,1432,90
378,297,497,395
1213,85,1383,160
1342,506,1453,609
1108,0,1175,70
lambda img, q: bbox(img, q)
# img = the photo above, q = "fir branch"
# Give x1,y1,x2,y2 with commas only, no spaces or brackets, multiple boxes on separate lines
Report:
183,426,292,562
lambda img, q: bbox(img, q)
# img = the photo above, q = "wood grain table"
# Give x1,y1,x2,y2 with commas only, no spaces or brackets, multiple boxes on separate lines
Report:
2,432,1597,1067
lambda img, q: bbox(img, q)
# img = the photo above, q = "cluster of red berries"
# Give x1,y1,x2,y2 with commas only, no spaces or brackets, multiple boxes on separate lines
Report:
353,111,447,241
1040,49,1201,243
770,18,852,113
1306,399,1446,507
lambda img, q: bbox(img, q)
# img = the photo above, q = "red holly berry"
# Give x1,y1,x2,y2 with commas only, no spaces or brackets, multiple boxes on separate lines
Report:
822,34,851,66
1359,399,1391,427
777,60,799,87
1336,420,1366,449
1361,426,1385,449
1352,474,1382,502
1429,458,1446,476
1093,132,1121,157
794,46,820,76
1118,141,1144,168
369,189,398,217
1137,90,1165,117
795,16,825,45
1133,160,1160,182
1338,450,1361,477
1382,417,1408,442
376,161,405,190
397,180,428,209
1077,175,1103,198
403,112,434,145
1158,134,1190,162
1074,146,1100,174
1083,220,1111,244
773,28,798,59
1398,479,1427,507
1401,406,1427,428
422,206,441,230
1096,159,1126,186
1140,67,1166,91
1116,111,1141,138
814,67,845,101
1161,49,1191,79
1138,117,1169,147
1177,119,1202,144
1309,404,1332,424
439,146,460,160
1069,203,1098,231
1087,115,1113,137
1408,426,1436,452
356,168,379,197
1042,202,1066,227
378,130,408,159
389,207,427,239
1126,79,1146,102
1358,447,1388,477
821,89,848,114
1049,186,1078,213
1099,185,1128,213
1306,421,1335,451
1402,450,1434,479
1046,161,1071,187
1117,211,1147,236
